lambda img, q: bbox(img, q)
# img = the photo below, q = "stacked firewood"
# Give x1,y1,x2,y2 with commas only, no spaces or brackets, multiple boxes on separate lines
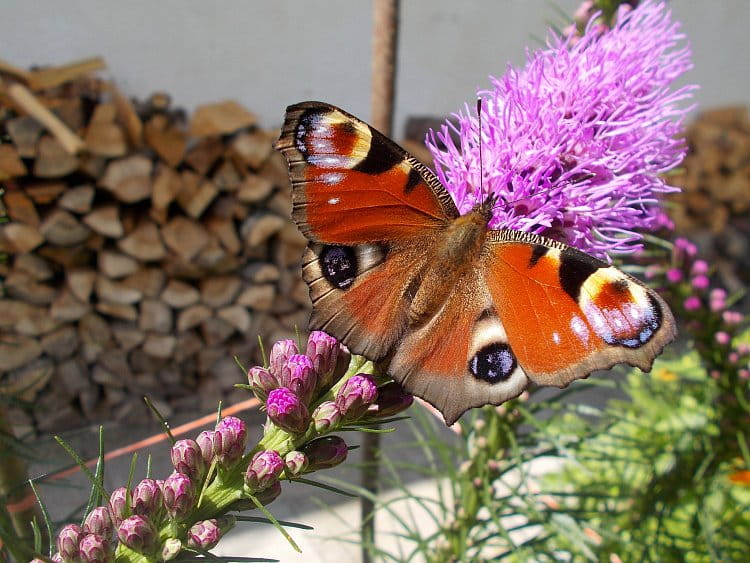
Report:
0,58,310,435
669,106,750,294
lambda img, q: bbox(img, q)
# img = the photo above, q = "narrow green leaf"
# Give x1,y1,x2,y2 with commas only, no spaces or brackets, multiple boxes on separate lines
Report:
293,477,358,497
234,516,313,530
54,436,109,501
248,494,301,553
28,480,52,557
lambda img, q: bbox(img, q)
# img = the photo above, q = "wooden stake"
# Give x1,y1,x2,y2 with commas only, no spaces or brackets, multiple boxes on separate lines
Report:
5,82,86,155
27,56,106,90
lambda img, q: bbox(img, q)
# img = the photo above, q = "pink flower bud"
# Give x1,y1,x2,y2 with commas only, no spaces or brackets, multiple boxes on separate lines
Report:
186,519,222,550
306,331,340,388
312,401,342,432
371,381,414,418
266,387,309,433
269,339,299,378
171,439,206,482
303,436,348,471
83,506,114,540
739,369,750,380
715,332,730,346
691,260,709,275
117,515,157,555
284,450,309,476
56,524,83,562
244,450,284,493
247,366,279,400
709,288,727,312
196,430,217,464
215,416,248,467
691,275,709,291
108,487,131,528
162,472,195,520
674,238,697,259
161,538,182,561
683,296,701,311
132,478,163,518
335,374,378,419
254,480,282,507
722,310,743,326
79,533,113,563
665,268,682,283
281,354,317,404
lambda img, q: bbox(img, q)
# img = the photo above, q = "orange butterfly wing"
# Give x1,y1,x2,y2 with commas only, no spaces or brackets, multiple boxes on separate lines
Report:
276,101,458,244
484,231,676,388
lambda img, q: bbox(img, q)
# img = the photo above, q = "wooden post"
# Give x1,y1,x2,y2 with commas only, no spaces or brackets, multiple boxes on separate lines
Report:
362,1,400,561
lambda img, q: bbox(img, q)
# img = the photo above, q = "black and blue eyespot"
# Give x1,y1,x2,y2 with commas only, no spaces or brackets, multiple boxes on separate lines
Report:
320,245,357,290
469,343,517,384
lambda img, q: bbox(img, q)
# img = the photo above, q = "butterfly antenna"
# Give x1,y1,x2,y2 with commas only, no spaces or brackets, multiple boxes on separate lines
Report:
476,98,486,209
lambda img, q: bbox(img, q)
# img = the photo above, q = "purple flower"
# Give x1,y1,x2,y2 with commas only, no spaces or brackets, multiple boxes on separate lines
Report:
215,416,248,467
56,524,83,562
683,296,701,311
132,478,163,518
108,487,131,528
709,288,727,312
186,519,222,550
266,387,310,433
426,0,694,259
78,533,113,563
715,332,730,346
335,374,378,420
171,439,206,482
691,275,710,291
269,339,299,378
665,268,683,284
371,381,414,418
280,354,317,404
244,450,285,493
83,507,114,541
117,515,157,555
162,471,195,520
303,436,348,471
311,401,342,432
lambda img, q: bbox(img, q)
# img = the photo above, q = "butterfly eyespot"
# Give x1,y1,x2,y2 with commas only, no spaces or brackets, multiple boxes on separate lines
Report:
469,342,517,384
320,245,358,290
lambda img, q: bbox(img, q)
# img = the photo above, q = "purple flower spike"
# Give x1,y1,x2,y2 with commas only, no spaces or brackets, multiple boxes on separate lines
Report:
215,416,248,467
244,450,284,493
79,533,113,563
269,339,299,378
302,436,349,471
306,331,340,388
187,519,222,550
196,430,218,464
171,439,206,482
248,366,279,400
280,354,317,403
108,487,131,528
311,401,342,432
285,450,309,476
266,387,310,433
162,471,196,520
83,506,114,540
56,523,83,562
371,381,414,418
336,374,378,420
132,478,163,518
117,515,157,555
426,0,694,260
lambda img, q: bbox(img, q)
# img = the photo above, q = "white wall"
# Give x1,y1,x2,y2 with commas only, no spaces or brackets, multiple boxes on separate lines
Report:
3,1,749,135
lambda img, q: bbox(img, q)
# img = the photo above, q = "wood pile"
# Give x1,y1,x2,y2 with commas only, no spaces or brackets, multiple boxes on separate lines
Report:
0,57,310,436
669,106,750,294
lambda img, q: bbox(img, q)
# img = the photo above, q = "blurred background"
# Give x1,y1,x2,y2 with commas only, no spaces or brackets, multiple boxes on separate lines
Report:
3,1,749,134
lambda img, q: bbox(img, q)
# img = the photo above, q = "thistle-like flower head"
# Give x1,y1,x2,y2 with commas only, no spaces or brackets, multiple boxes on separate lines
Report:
244,450,285,493
214,416,248,467
117,515,157,555
426,0,694,259
266,387,310,433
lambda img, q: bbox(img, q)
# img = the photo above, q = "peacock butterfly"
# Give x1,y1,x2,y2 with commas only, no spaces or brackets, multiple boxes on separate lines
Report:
275,101,676,425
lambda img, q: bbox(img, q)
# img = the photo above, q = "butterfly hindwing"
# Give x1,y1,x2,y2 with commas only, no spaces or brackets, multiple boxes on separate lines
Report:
275,101,458,245
484,231,676,388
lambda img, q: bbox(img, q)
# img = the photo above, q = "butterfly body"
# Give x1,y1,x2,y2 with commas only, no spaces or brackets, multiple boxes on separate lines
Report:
277,101,676,425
